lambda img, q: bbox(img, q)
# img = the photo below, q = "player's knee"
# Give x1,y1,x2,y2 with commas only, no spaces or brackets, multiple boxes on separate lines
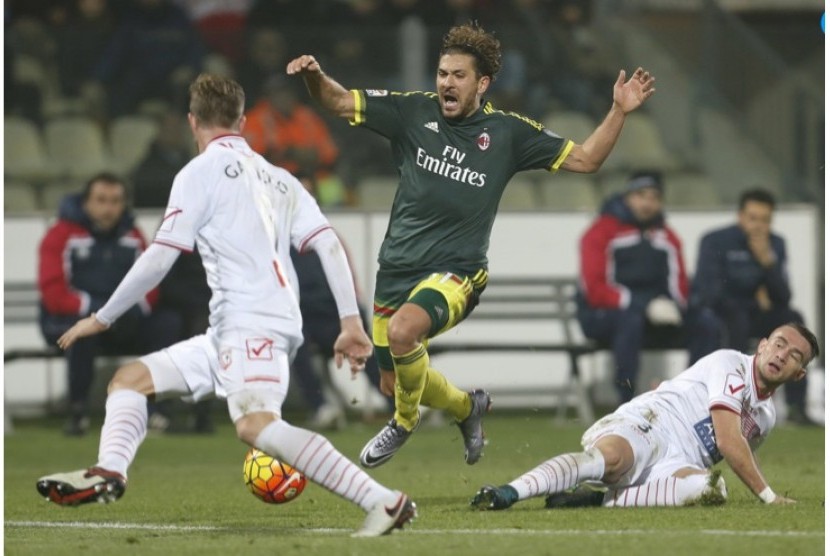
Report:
235,411,278,445
594,439,634,483
386,318,419,354
108,361,154,396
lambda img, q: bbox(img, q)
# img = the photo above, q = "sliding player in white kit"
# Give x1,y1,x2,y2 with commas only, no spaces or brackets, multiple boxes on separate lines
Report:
36,74,416,537
472,323,818,510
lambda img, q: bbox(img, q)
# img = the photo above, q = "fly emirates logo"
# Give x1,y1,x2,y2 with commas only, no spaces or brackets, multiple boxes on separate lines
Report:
415,145,486,188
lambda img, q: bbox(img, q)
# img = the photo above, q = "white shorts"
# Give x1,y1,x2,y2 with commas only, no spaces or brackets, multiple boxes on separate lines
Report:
581,405,697,488
140,327,290,422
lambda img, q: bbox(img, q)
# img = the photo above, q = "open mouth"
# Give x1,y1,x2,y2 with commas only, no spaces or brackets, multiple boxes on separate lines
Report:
442,93,459,111
768,362,781,373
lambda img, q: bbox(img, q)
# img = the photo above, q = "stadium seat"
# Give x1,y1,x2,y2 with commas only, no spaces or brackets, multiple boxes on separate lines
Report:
4,116,58,182
4,182,39,212
664,172,722,208
41,181,82,213
539,173,600,210
357,176,398,210
541,110,596,143
44,117,113,179
501,175,539,209
602,112,682,173
109,115,159,175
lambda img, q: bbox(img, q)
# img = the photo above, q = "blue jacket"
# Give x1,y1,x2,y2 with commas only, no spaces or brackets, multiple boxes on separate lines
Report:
691,224,791,312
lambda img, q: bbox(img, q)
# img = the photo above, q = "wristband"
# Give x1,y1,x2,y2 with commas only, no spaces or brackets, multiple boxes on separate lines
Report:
758,486,776,504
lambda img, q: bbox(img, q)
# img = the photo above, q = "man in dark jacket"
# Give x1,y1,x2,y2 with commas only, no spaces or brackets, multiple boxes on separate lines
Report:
577,171,720,405
692,188,815,425
38,172,181,435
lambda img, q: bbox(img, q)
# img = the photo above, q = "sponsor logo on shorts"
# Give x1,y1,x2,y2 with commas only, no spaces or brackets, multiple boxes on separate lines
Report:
366,89,388,97
246,338,274,361
219,348,232,370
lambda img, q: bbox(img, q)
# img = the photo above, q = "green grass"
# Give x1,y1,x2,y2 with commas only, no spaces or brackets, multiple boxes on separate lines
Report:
4,413,825,555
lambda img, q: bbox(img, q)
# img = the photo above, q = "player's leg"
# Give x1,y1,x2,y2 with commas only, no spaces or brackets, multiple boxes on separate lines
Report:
594,466,727,508
473,410,659,510
227,333,415,537
407,272,492,463
36,334,214,506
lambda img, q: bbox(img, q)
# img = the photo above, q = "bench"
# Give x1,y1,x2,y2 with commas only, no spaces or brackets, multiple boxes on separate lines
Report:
429,277,599,424
4,282,63,363
6,278,603,422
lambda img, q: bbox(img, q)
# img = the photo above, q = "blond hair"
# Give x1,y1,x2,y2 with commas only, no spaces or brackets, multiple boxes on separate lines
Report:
188,73,245,129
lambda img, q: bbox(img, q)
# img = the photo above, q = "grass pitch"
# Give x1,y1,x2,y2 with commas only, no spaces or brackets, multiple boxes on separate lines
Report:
4,412,824,555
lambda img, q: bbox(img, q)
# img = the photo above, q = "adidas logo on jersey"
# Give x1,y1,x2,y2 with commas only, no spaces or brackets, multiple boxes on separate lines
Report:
424,121,439,133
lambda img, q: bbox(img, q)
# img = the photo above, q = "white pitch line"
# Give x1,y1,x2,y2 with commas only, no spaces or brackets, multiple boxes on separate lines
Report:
6,521,222,532
6,522,823,538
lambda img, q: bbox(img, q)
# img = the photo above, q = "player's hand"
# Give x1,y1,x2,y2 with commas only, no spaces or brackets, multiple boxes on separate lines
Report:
286,55,323,76
613,67,656,114
333,315,373,377
770,494,797,505
747,233,775,267
57,314,109,350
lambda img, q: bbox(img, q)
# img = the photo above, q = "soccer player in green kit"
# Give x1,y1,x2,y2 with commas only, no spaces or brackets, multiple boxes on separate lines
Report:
287,23,656,468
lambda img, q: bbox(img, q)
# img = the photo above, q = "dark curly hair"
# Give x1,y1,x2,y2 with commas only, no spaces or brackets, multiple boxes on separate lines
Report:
440,22,502,80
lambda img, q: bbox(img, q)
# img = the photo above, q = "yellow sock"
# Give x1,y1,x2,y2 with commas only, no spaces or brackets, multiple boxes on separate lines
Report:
421,367,471,422
392,344,428,431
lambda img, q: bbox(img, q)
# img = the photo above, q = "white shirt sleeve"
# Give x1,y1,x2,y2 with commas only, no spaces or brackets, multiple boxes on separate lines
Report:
703,351,749,414
286,173,334,252
95,243,181,326
301,228,360,319
154,164,212,251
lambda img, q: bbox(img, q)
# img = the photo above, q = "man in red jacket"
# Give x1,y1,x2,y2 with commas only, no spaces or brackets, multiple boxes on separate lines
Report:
38,172,181,436
576,171,719,405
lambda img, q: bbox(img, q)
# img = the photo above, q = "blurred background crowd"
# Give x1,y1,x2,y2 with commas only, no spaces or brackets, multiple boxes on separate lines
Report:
5,0,824,212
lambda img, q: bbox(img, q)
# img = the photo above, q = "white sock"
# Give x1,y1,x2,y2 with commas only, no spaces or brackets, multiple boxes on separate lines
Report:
603,474,711,507
95,389,148,478
509,447,605,500
255,419,394,512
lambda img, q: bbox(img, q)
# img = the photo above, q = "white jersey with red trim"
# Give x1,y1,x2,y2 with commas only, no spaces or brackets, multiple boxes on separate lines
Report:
154,135,331,350
621,349,776,468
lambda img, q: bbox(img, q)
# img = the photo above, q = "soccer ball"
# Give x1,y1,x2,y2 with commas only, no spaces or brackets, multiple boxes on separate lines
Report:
242,448,307,504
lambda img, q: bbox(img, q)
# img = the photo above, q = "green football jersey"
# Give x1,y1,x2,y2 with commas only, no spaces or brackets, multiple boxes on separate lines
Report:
351,89,574,275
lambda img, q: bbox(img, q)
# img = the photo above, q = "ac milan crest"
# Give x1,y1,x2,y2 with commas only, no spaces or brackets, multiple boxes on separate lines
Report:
476,131,491,151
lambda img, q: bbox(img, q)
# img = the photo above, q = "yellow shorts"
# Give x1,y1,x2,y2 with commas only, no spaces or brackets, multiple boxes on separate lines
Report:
372,270,487,370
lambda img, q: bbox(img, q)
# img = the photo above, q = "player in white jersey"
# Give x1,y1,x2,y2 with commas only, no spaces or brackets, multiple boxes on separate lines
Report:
471,323,818,510
35,74,416,537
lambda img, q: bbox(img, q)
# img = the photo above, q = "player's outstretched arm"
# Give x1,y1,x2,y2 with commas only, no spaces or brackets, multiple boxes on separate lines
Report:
711,408,795,504
286,55,355,120
57,314,109,349
560,67,656,174
58,243,181,350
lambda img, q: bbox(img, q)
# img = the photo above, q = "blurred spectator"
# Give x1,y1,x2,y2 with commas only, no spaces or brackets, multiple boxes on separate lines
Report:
132,107,193,208
235,27,288,109
692,188,818,426
243,76,346,206
87,0,204,117
37,172,181,436
545,0,616,118
576,171,720,405
172,0,253,63
5,10,57,122
53,0,117,100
